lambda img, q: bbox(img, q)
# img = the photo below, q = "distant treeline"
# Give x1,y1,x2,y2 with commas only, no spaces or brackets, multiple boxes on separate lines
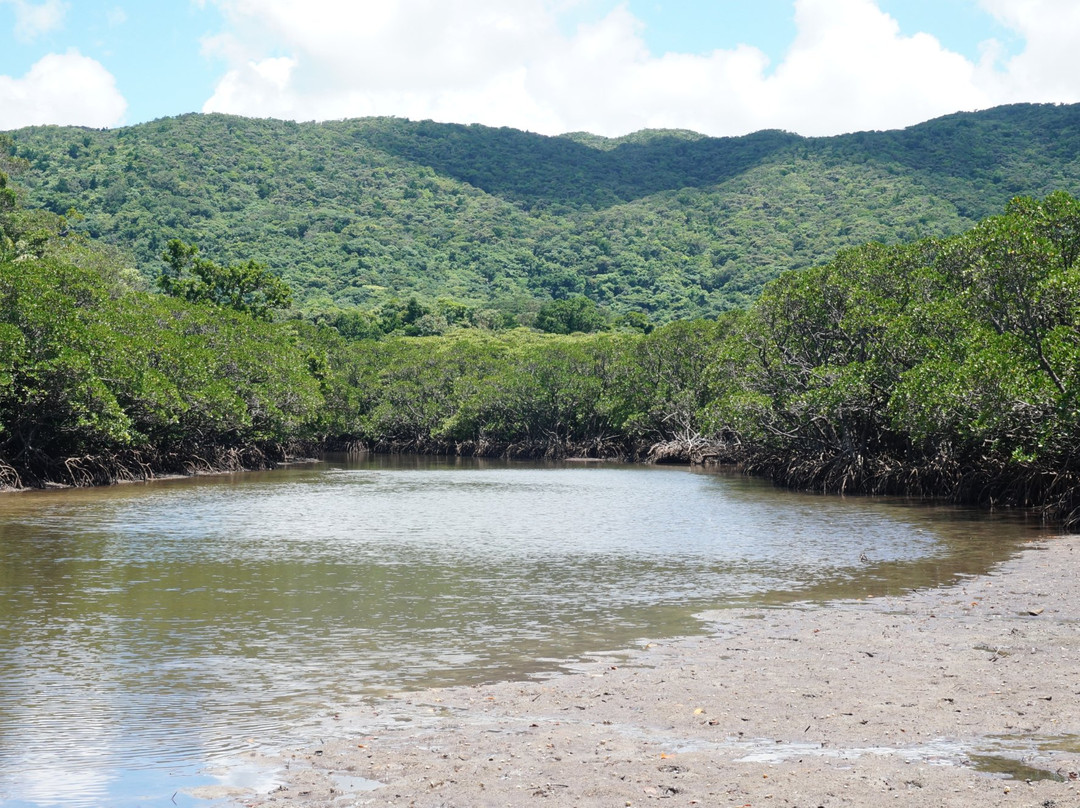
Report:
6,103,1080,322
2,175,1078,526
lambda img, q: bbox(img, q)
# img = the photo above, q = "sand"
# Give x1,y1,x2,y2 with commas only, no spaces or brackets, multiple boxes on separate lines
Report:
221,536,1080,807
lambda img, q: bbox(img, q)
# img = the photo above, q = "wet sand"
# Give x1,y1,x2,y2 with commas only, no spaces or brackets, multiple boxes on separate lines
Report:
219,536,1080,807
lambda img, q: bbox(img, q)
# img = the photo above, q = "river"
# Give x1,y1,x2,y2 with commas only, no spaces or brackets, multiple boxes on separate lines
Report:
0,455,1053,806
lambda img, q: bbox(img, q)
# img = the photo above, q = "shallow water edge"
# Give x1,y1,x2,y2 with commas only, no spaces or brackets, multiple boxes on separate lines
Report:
0,455,1058,807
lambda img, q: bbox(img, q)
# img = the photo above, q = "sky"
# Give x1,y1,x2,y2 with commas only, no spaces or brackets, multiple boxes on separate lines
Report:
0,0,1076,138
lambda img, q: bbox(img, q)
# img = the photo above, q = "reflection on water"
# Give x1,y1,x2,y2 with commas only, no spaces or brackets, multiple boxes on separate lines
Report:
0,455,1053,805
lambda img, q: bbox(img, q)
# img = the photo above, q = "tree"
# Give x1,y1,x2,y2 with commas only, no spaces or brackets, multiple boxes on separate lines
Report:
535,296,608,334
0,170,20,255
158,239,292,320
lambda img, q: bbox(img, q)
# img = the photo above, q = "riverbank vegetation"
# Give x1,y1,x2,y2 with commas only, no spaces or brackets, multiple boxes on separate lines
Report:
1,158,1079,524
713,191,1080,525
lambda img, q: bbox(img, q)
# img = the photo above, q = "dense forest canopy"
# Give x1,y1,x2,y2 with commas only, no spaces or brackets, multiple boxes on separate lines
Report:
4,103,1080,326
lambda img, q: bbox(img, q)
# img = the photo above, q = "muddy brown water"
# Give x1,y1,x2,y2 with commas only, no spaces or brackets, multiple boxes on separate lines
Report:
0,455,1054,806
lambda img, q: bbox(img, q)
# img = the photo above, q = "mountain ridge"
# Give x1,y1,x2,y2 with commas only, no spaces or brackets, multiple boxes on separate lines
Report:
4,102,1080,322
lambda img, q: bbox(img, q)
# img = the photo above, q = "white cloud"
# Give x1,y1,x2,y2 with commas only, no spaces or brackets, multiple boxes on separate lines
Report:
761,0,994,134
0,52,128,129
200,0,1080,137
978,0,1080,102
1,0,68,42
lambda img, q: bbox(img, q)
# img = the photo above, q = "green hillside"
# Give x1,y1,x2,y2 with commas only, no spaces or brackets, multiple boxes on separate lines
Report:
4,103,1080,323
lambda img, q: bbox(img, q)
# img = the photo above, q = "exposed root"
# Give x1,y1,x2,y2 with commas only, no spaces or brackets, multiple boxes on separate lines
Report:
0,441,301,491
647,430,738,465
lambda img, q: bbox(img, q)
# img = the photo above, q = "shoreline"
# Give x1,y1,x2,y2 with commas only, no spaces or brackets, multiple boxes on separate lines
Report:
3,447,1072,533
0,454,325,495
216,535,1080,807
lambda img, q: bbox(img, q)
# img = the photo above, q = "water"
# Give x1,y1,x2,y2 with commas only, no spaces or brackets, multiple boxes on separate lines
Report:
0,455,1053,805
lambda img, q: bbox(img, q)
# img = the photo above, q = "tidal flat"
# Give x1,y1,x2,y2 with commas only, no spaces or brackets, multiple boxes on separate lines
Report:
244,536,1080,808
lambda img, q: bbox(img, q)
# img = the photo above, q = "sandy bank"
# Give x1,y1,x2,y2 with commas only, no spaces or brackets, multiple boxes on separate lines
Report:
225,537,1080,807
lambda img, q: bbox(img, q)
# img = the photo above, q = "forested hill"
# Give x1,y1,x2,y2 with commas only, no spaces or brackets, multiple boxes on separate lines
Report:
4,102,1080,323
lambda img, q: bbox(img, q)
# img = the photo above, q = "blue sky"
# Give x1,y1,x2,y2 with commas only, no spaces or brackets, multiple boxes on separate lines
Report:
0,0,1073,136
617,0,1016,63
